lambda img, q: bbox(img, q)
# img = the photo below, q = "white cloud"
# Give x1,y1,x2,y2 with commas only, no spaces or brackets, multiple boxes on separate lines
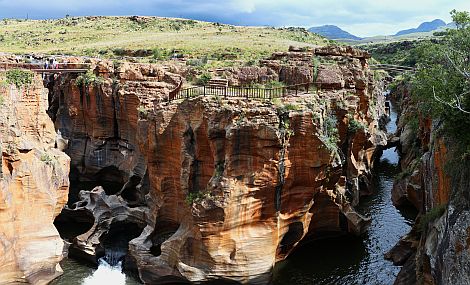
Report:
232,0,257,13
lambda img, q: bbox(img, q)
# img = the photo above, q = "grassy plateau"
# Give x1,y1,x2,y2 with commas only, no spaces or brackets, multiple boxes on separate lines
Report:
0,16,330,61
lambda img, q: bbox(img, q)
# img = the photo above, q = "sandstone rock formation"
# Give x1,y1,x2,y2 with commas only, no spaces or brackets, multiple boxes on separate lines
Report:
0,74,70,284
58,187,147,265
388,81,470,285
47,46,387,284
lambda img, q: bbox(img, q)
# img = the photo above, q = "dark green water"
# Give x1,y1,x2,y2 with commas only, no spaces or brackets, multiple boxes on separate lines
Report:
272,103,417,285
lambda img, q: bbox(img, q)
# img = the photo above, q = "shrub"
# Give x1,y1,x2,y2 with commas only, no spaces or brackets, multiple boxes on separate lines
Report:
418,204,446,232
312,57,320,81
137,105,148,118
348,118,365,133
321,114,340,152
187,56,208,67
265,80,285,88
410,10,470,158
274,101,302,114
40,153,54,165
152,48,170,60
196,72,212,85
75,70,104,87
6,69,34,88
185,192,204,205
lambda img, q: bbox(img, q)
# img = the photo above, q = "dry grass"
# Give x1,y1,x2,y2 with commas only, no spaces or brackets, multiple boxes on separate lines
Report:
0,16,330,61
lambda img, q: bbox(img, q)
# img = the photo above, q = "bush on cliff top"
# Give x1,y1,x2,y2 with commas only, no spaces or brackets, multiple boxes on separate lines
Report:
75,70,104,87
411,10,470,158
5,69,33,89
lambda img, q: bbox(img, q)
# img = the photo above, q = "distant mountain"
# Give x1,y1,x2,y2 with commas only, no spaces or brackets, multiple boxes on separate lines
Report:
395,19,446,36
308,25,362,40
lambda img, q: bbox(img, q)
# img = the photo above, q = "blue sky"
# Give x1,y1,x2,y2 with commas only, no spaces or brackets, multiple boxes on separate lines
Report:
1,0,469,37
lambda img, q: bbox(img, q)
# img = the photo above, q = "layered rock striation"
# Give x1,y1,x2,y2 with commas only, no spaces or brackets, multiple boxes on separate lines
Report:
48,46,387,284
388,82,470,285
0,73,70,284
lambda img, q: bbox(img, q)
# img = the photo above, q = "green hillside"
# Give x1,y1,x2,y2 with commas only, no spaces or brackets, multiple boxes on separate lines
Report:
0,16,330,61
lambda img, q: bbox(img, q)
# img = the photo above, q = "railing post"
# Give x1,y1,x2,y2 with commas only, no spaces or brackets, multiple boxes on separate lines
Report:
203,85,206,96
224,86,227,99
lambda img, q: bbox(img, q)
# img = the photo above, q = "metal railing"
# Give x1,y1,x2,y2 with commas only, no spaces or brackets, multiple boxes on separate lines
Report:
0,62,91,73
171,83,312,102
369,64,415,73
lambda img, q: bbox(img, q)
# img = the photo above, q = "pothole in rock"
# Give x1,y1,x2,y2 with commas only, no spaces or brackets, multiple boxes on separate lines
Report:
54,210,94,240
68,166,126,206
149,221,180,257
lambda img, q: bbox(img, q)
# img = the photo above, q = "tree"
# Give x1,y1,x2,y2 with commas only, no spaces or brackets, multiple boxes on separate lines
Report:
451,9,470,29
411,10,470,151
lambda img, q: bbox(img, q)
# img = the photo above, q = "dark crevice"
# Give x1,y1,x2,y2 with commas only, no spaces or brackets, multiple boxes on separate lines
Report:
54,209,95,240
120,174,146,205
7,161,13,175
279,222,304,255
93,166,126,195
101,221,145,266
275,112,290,212
111,82,120,139
149,221,180,257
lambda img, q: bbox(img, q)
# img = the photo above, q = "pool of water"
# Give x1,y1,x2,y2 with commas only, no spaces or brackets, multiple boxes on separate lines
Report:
272,101,417,285
51,256,141,285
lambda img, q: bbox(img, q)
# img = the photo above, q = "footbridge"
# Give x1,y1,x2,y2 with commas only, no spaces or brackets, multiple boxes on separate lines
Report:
369,64,415,73
0,62,90,73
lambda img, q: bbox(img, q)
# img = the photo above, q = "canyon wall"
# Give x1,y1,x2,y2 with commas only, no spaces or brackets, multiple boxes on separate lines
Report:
389,84,470,285
49,46,387,284
0,73,70,284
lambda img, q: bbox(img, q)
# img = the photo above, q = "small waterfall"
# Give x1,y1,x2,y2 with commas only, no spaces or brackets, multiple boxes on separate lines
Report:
103,248,127,266
81,249,127,285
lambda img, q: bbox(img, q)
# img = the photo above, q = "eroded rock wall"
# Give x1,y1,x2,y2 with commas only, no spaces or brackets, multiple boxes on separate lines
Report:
389,82,470,285
0,74,70,284
50,46,387,284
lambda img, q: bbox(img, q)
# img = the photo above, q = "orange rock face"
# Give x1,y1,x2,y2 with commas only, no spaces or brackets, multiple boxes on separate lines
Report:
0,75,70,284
48,47,387,284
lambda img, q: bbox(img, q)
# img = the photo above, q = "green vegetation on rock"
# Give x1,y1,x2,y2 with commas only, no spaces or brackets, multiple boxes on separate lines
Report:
348,117,365,133
75,70,104,87
5,69,33,88
411,10,470,158
418,204,446,232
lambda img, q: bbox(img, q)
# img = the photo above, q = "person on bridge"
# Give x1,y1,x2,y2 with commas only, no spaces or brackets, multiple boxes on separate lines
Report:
52,58,58,69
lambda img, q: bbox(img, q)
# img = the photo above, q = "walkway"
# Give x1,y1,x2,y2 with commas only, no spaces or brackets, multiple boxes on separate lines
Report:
369,64,415,73
0,62,90,73
171,83,311,102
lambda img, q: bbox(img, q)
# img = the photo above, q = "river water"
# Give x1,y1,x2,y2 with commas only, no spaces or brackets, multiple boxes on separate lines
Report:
51,102,416,285
51,257,141,285
272,102,418,285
